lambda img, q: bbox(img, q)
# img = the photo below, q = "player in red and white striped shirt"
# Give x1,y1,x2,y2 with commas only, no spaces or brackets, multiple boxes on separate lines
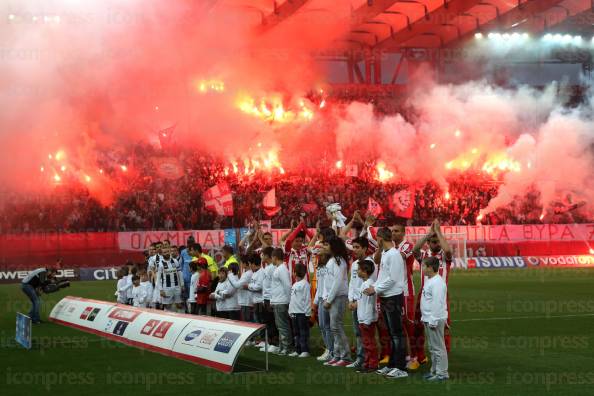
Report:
390,224,418,370
282,220,313,283
411,220,453,367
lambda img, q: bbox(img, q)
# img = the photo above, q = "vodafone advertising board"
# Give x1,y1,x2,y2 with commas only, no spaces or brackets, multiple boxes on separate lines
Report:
469,255,594,269
49,296,264,373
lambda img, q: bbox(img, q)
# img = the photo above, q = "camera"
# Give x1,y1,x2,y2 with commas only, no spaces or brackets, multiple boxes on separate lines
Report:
42,279,70,294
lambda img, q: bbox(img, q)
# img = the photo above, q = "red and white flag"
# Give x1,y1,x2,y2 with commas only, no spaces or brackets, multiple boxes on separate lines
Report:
158,125,176,151
262,188,281,217
389,187,415,219
204,182,234,216
368,197,383,217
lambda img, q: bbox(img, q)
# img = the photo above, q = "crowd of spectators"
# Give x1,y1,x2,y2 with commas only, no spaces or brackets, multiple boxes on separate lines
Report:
0,143,589,234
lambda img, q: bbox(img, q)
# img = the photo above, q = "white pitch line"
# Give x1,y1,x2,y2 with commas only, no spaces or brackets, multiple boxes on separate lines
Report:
453,313,594,322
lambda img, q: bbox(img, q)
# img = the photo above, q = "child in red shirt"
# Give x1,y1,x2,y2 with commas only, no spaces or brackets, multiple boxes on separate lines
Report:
195,258,211,315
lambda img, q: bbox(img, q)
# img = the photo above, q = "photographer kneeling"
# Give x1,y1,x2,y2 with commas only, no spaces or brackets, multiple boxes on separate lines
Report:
21,268,66,324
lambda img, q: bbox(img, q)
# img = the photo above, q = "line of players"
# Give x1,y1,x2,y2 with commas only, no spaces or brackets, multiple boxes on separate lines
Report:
114,214,452,381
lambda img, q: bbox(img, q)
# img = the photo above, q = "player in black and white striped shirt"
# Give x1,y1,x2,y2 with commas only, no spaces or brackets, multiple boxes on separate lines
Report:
147,242,163,308
155,245,184,311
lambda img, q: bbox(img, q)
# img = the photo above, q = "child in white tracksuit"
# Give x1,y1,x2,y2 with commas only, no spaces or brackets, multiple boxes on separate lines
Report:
270,248,293,355
247,255,265,345
115,266,131,304
236,259,253,322
210,267,240,320
131,275,149,308
288,264,311,357
140,272,153,308
356,259,379,372
314,252,333,361
125,265,137,305
187,261,199,314
421,256,449,381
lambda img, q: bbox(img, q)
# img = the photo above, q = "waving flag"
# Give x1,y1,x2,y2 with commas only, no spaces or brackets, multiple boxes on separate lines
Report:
389,187,415,219
158,125,176,151
262,188,281,217
367,197,383,217
204,182,234,216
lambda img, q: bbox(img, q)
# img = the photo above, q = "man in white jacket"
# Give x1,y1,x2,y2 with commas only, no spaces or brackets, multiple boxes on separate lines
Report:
270,248,293,355
260,247,279,352
363,227,408,379
421,256,449,381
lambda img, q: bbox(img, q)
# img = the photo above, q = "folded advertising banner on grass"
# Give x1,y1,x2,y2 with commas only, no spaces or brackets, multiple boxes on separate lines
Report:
49,296,264,373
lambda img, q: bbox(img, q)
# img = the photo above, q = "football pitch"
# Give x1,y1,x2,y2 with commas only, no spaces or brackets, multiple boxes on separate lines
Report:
2,268,594,395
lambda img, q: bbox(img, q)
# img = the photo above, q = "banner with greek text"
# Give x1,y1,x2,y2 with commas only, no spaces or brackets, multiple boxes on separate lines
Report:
117,230,225,251
405,224,594,243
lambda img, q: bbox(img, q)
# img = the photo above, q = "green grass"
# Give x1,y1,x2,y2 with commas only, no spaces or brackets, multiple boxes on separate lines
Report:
2,268,594,395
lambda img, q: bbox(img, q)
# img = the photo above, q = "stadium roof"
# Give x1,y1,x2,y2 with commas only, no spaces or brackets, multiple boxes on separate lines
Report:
220,0,593,52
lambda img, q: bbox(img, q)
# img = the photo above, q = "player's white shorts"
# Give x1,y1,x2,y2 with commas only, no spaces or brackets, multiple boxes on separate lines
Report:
151,287,162,305
160,288,182,305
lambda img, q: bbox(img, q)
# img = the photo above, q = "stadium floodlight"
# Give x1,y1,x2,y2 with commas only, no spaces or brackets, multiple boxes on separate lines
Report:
474,32,483,40
542,32,585,46
522,33,529,39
